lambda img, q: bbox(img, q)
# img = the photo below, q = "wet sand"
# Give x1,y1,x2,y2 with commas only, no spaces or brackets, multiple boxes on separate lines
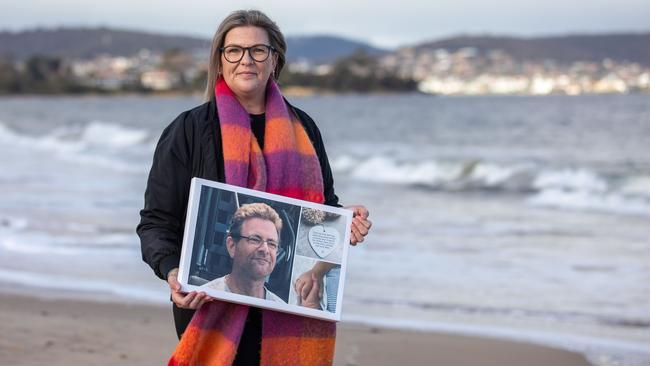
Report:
0,293,591,366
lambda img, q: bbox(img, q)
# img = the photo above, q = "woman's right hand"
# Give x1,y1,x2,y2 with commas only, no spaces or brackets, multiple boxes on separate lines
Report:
167,268,214,309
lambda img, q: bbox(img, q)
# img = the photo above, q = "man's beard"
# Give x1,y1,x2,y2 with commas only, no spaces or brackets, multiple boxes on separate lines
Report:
243,255,274,279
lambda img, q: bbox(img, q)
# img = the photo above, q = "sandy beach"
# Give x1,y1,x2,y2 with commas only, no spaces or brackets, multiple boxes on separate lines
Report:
0,292,590,366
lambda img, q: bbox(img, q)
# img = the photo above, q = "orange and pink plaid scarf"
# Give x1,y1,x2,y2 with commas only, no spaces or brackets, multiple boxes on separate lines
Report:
168,77,335,366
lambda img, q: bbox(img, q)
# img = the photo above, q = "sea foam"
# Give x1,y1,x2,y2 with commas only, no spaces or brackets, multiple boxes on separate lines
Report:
0,120,151,173
331,154,650,216
0,268,168,305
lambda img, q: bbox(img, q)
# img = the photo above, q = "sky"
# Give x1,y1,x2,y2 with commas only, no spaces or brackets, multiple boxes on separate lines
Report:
3,0,649,48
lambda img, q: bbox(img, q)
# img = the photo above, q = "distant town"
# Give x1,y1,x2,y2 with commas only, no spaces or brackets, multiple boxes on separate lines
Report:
389,48,648,95
1,28,648,96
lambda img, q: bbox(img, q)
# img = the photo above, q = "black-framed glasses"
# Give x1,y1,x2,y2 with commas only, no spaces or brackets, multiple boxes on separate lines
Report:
231,234,279,251
220,44,275,63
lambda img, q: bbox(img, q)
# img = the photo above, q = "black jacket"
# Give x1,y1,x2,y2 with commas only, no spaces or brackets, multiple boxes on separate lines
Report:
137,97,340,280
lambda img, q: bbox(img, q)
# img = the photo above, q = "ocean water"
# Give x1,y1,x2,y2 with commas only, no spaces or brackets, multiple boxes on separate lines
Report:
0,94,649,365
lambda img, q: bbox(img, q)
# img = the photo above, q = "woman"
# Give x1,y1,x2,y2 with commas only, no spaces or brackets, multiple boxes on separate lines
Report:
137,9,371,366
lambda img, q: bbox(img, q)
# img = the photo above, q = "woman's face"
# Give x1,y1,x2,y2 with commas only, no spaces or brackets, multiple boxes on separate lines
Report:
220,26,277,100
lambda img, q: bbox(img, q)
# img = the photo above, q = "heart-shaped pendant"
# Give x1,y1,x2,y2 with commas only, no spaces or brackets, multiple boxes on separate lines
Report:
308,225,340,258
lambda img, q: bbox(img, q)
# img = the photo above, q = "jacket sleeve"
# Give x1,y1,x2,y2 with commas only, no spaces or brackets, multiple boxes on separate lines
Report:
313,125,341,207
293,107,341,207
137,112,193,280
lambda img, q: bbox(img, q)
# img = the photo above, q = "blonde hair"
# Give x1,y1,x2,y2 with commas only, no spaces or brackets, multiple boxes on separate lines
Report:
228,202,283,237
205,9,287,101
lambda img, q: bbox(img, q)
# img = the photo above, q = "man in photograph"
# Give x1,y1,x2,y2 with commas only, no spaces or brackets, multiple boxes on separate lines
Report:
203,202,323,309
203,202,286,301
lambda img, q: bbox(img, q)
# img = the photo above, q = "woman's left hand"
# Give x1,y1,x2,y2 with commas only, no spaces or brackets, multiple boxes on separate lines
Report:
345,205,372,245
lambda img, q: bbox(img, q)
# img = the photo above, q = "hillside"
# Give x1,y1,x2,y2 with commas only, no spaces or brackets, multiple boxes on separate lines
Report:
413,33,650,65
0,27,385,63
2,27,647,66
0,27,208,60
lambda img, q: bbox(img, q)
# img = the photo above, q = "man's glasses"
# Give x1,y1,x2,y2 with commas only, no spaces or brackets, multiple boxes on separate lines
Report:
220,44,275,63
231,234,279,251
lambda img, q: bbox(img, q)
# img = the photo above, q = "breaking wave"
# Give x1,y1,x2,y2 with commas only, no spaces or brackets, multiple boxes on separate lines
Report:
331,155,650,216
0,120,152,172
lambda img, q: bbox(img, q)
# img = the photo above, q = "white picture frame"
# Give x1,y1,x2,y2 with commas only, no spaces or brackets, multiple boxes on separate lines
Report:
178,178,352,322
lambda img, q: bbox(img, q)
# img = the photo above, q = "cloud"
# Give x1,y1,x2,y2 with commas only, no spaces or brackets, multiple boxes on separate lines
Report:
2,0,649,48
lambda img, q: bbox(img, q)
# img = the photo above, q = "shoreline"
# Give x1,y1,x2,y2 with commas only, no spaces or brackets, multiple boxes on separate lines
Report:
0,291,591,366
1,89,647,98
0,89,424,98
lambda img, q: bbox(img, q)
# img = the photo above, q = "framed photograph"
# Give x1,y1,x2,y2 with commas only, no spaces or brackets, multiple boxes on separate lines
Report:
177,178,352,322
